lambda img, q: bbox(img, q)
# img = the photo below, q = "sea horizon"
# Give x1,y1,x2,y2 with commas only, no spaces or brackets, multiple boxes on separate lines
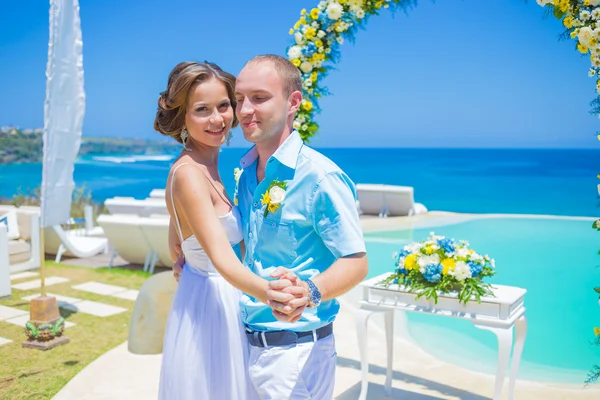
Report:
1,147,598,219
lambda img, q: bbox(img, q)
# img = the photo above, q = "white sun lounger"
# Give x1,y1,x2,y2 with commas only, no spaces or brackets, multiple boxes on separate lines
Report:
356,183,428,217
138,216,172,274
44,224,109,263
97,214,155,271
149,189,166,199
104,197,168,217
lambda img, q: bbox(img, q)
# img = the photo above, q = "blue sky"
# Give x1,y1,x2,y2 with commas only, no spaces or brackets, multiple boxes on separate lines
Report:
1,0,599,148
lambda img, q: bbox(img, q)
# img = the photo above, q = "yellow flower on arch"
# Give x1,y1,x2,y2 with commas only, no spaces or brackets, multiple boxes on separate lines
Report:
563,16,573,29
310,8,320,20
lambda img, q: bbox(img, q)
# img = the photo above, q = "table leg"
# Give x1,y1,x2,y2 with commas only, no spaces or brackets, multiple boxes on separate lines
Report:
384,310,394,395
356,308,374,400
508,314,527,399
473,323,513,400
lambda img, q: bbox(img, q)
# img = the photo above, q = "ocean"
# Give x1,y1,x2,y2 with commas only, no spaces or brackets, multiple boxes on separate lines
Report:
0,148,598,218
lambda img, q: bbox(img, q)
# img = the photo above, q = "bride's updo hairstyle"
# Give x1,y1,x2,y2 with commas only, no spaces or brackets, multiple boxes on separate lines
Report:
154,61,239,144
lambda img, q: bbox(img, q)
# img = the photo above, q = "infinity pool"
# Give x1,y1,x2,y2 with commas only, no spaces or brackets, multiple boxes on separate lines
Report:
364,216,600,384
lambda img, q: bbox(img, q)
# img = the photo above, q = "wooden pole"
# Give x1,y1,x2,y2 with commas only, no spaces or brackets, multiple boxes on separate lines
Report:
39,224,46,297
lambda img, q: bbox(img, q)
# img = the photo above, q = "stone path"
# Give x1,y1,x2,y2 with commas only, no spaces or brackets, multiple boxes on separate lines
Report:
11,276,70,291
9,272,39,281
72,281,139,301
1,275,136,347
22,292,128,317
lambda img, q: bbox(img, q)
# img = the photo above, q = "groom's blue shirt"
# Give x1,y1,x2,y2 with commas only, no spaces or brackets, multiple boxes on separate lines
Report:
236,131,366,332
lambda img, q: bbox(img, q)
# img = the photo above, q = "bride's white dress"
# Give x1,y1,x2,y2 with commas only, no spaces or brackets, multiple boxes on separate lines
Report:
158,163,257,400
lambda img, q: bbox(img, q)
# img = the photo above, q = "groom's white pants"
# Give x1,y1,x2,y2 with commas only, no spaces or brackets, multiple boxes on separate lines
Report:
248,334,336,400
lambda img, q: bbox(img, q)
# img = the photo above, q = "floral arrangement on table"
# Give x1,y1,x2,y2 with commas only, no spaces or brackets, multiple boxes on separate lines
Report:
380,232,496,305
286,0,414,142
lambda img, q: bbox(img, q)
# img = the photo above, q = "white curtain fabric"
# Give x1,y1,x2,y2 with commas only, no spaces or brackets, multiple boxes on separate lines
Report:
41,0,85,228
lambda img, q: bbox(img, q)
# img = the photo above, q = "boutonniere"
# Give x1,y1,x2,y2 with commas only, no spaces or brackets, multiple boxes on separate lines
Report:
233,168,243,206
261,180,287,217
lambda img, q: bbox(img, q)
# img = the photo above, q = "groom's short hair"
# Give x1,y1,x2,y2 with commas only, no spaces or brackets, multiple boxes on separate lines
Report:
246,54,302,97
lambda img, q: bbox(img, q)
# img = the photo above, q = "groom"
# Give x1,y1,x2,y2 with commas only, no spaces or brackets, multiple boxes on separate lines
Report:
233,54,368,399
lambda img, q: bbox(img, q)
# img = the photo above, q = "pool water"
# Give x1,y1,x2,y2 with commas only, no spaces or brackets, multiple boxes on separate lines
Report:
364,216,600,383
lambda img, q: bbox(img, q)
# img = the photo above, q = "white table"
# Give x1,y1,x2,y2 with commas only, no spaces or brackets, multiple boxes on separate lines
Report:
356,273,527,400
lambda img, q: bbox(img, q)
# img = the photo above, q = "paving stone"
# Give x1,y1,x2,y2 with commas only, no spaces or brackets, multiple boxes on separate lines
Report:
12,277,69,291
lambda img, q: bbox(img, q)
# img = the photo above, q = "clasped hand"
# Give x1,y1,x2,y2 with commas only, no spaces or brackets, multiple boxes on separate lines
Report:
266,267,309,324
172,259,308,323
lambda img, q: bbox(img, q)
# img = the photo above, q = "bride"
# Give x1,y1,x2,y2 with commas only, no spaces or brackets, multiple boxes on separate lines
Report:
153,61,301,399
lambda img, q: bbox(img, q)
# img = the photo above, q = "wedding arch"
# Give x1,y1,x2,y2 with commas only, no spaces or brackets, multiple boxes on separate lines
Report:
286,0,600,142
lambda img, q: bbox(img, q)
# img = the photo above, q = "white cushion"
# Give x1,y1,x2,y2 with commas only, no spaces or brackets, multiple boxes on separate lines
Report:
0,210,20,240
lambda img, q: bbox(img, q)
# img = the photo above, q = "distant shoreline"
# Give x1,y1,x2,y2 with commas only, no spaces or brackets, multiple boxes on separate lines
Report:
0,128,181,165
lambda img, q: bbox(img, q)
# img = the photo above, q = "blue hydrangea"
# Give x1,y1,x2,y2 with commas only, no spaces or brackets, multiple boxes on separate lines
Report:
302,42,317,57
395,267,408,275
319,13,333,30
468,261,482,277
437,238,455,254
423,263,442,283
342,13,355,24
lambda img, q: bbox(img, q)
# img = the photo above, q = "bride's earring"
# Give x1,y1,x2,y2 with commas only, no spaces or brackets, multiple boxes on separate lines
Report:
181,126,192,152
226,129,233,147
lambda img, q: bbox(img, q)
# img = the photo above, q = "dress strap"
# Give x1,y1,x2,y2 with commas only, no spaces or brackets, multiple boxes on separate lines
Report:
169,163,189,242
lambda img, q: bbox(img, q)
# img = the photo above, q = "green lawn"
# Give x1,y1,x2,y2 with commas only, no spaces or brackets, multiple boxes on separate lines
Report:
0,262,151,400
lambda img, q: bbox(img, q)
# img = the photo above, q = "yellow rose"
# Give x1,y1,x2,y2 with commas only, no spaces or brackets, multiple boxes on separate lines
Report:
595,327,600,336
305,27,316,40
310,8,320,20
292,59,301,67
311,72,318,82
302,100,313,111
404,254,417,270
315,39,323,48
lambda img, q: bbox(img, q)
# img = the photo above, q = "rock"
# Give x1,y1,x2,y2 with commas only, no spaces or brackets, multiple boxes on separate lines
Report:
128,271,177,355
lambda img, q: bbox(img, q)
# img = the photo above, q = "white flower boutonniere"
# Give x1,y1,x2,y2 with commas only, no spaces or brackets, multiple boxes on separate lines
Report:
260,180,287,217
